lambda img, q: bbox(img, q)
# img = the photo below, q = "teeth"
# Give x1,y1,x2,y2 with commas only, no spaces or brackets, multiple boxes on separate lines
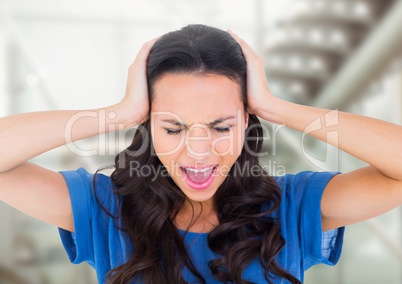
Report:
185,166,214,173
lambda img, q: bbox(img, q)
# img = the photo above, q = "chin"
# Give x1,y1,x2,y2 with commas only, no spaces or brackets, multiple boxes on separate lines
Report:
180,184,219,204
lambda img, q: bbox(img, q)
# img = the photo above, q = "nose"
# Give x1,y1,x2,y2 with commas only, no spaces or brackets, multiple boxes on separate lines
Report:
185,124,212,158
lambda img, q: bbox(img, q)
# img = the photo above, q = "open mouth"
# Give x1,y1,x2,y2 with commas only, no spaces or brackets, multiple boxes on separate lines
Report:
180,165,218,190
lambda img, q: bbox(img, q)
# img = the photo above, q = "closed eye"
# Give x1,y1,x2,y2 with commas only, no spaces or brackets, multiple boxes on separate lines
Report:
166,129,183,135
165,127,231,135
214,127,231,133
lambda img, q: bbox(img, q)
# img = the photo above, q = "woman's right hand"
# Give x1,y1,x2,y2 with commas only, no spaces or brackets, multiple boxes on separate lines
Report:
115,37,159,128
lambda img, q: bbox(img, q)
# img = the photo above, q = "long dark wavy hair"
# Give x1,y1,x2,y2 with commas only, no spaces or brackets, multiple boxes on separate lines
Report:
94,24,301,284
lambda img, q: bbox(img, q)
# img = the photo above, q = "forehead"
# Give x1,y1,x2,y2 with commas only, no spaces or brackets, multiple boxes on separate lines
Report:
151,73,244,120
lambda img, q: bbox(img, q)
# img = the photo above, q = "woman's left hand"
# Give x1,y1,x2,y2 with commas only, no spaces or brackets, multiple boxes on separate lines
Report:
228,30,275,118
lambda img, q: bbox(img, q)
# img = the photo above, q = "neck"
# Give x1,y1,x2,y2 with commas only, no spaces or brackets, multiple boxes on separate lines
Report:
174,199,219,233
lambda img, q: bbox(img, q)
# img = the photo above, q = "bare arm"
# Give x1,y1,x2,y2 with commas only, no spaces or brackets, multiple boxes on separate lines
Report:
0,105,132,232
0,106,129,173
0,38,157,232
259,98,402,230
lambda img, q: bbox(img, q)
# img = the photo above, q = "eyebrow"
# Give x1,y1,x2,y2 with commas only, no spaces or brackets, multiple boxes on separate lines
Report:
161,116,236,128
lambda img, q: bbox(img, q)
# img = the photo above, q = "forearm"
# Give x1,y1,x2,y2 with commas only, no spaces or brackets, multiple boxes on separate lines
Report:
0,103,132,173
259,97,402,180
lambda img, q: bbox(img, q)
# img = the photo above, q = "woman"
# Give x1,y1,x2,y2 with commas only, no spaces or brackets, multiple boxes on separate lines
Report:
0,24,401,284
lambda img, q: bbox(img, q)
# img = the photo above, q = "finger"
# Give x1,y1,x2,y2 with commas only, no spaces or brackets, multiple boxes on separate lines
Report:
247,107,255,115
133,37,160,65
140,37,159,55
227,29,243,48
227,29,259,61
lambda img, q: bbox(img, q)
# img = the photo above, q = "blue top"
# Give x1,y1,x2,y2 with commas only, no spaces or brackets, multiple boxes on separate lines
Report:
58,167,344,283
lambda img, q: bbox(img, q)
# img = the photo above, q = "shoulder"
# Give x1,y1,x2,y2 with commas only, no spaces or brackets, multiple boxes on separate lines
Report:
59,167,113,187
59,167,117,214
269,171,340,215
273,171,339,190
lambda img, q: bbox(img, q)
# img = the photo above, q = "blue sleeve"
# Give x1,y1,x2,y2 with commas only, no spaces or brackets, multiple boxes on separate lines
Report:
300,171,345,269
274,171,345,274
58,168,95,266
57,167,117,268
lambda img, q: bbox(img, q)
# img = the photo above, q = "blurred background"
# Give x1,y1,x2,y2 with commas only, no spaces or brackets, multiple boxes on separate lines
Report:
0,0,402,283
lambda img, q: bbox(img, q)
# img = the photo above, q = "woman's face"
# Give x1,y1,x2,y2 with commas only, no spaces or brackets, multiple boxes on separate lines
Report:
151,73,248,208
